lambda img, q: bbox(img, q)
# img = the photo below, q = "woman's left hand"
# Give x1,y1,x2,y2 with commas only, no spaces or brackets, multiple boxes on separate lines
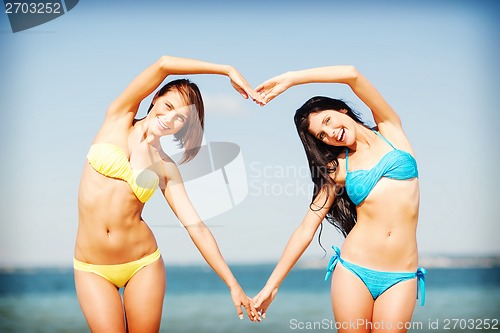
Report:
230,284,261,322
255,72,293,104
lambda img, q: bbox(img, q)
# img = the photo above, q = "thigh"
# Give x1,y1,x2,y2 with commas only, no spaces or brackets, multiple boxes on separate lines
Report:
123,256,166,333
74,269,126,333
331,263,374,333
372,278,417,333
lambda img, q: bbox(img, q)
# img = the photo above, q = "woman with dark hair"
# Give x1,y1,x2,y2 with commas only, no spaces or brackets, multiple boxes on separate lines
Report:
74,56,262,332
253,66,425,332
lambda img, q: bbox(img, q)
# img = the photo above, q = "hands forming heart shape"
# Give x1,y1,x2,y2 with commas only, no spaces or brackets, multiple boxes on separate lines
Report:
226,66,293,106
75,54,419,329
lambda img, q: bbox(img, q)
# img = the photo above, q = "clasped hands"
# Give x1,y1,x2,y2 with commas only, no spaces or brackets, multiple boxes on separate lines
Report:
226,68,291,322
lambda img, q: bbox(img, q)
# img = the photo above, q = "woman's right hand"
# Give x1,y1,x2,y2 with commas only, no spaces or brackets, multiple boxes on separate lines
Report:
230,284,261,322
226,66,265,106
255,72,293,104
252,285,278,319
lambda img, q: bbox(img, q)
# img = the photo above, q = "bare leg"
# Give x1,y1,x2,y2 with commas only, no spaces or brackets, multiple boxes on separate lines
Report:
74,270,127,333
372,278,417,333
123,257,166,333
331,263,374,333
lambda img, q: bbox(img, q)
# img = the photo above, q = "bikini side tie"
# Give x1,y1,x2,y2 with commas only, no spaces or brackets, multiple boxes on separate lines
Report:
416,267,427,306
324,246,341,281
325,246,427,307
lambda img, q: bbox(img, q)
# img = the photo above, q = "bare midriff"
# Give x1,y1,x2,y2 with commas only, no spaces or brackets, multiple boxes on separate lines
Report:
341,177,420,272
74,162,158,265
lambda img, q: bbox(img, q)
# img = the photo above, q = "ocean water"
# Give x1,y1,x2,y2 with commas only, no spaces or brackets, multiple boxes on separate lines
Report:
0,266,499,332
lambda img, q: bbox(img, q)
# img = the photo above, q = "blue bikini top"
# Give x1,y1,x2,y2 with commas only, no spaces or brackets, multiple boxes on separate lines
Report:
345,131,418,206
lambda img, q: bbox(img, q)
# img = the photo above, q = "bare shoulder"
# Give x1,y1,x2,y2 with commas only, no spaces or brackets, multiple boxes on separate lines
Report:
376,122,415,155
158,151,182,179
92,113,134,144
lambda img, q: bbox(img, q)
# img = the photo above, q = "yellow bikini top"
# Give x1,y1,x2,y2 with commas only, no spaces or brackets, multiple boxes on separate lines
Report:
87,143,159,203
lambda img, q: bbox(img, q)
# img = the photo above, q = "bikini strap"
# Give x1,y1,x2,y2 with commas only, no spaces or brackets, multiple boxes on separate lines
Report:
416,267,427,306
324,246,341,281
373,130,395,149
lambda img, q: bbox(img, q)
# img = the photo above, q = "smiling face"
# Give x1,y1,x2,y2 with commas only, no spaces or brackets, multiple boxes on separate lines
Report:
148,90,191,137
307,109,356,146
145,79,204,163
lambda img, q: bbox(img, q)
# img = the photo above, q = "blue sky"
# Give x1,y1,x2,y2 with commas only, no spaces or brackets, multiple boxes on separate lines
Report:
0,0,499,267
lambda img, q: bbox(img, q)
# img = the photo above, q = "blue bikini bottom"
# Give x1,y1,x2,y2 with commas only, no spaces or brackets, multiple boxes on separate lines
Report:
325,246,426,306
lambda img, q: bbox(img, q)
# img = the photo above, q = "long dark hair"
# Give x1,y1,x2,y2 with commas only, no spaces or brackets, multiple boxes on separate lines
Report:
294,96,370,237
148,79,204,164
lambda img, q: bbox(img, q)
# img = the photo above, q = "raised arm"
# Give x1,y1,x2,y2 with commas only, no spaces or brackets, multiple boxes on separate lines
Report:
253,186,334,318
160,159,259,322
257,66,401,128
107,55,263,118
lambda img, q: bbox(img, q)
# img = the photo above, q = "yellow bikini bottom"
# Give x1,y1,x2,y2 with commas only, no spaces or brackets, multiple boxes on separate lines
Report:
74,248,161,288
